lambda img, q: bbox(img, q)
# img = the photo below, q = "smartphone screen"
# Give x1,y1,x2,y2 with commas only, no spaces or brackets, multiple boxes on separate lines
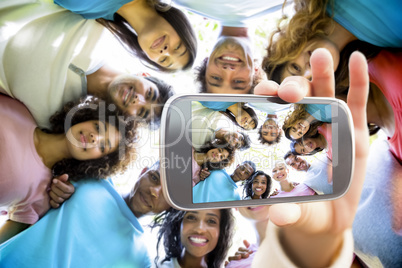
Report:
160,94,353,209
191,100,334,203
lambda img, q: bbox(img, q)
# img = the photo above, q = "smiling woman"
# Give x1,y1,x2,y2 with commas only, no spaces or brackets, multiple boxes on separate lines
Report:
54,0,197,72
0,95,137,243
154,208,235,268
192,139,235,186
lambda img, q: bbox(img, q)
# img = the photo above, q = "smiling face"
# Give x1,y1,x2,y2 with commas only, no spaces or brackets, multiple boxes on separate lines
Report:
139,17,190,70
252,175,268,198
236,109,255,130
180,210,221,259
107,74,161,121
289,119,310,140
285,154,310,171
261,119,280,142
66,120,121,161
206,36,254,94
232,163,255,182
294,138,317,154
280,38,340,81
206,148,229,163
272,162,289,182
128,167,171,218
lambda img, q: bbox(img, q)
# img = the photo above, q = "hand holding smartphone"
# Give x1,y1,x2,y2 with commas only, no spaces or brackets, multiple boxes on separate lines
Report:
160,94,354,210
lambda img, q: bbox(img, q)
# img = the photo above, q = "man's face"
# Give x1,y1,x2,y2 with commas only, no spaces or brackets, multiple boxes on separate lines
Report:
285,154,309,171
232,163,254,182
107,74,162,122
261,119,280,143
205,36,254,94
128,166,170,217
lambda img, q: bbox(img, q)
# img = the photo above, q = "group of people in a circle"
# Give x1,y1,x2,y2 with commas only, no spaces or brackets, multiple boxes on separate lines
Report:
191,100,333,203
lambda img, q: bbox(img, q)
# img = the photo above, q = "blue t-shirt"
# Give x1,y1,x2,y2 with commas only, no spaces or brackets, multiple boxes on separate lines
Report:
199,101,237,111
0,179,151,268
306,104,332,123
327,0,402,47
55,0,131,20
249,102,290,115
193,169,241,203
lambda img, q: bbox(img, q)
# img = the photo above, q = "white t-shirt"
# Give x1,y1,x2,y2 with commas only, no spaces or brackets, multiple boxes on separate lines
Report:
174,0,288,27
305,154,333,195
0,0,107,128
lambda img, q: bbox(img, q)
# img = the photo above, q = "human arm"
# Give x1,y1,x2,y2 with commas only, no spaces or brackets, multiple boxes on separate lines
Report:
48,174,75,208
253,49,369,267
0,220,30,244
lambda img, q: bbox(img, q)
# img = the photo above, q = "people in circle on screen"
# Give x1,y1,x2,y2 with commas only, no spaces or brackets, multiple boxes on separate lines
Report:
155,209,234,268
282,104,331,140
270,160,316,198
0,95,137,243
243,171,272,200
55,0,197,72
258,114,282,146
192,139,235,186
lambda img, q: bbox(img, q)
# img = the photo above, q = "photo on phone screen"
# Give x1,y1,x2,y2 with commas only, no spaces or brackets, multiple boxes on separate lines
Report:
191,100,334,204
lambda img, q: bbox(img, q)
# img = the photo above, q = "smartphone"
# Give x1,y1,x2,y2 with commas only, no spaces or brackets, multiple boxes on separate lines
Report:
160,94,354,210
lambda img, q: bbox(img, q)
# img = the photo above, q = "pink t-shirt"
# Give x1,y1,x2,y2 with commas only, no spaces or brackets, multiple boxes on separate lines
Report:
368,50,402,164
0,95,51,224
271,183,316,198
192,148,202,186
318,123,332,160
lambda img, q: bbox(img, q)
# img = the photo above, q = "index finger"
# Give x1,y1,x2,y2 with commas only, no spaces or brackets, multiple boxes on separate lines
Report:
309,48,335,98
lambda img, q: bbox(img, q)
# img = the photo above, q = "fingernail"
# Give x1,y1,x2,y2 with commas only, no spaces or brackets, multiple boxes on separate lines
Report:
53,179,57,184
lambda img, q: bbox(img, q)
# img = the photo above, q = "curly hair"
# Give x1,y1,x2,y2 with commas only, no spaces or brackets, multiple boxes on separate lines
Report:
243,170,272,199
258,118,282,145
96,3,197,73
262,0,333,83
290,133,325,156
50,97,137,181
196,139,235,170
221,103,258,130
282,104,323,140
155,208,235,268
194,57,260,94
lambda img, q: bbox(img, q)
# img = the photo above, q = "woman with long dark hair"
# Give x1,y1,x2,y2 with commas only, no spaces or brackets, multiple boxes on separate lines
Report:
155,208,235,268
243,171,272,199
55,0,197,71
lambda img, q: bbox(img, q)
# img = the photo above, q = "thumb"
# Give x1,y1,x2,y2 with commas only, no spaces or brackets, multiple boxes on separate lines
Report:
269,203,301,226
55,174,69,183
